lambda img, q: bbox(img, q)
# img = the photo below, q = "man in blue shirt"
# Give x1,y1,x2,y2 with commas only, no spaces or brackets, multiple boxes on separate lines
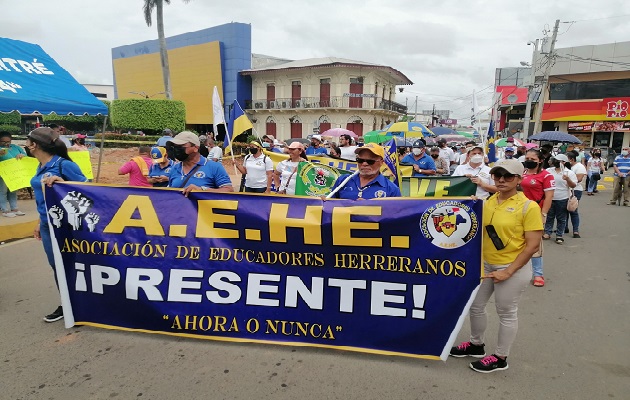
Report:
328,143,400,200
608,146,630,206
401,140,437,177
305,135,328,156
147,146,174,187
166,131,234,195
156,128,174,147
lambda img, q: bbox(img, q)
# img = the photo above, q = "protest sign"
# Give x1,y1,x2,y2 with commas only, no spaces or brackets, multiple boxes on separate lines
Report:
45,183,482,360
294,162,351,197
68,151,94,180
0,157,38,191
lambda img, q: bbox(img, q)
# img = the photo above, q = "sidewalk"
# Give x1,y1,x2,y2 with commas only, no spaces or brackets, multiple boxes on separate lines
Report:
0,198,38,242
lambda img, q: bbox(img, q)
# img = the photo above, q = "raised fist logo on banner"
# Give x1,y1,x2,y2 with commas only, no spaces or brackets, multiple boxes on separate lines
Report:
60,191,94,231
47,205,64,228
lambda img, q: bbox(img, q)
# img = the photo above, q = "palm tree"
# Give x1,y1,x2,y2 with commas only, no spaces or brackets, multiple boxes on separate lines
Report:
143,0,190,100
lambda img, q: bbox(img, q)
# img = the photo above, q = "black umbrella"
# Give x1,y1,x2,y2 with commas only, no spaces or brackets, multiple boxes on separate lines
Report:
528,131,582,144
285,138,310,145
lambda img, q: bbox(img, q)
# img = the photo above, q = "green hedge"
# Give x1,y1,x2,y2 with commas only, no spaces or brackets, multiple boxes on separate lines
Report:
110,99,186,134
0,112,21,125
0,124,22,135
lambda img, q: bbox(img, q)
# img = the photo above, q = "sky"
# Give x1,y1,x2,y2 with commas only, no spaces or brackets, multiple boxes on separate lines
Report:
2,0,628,121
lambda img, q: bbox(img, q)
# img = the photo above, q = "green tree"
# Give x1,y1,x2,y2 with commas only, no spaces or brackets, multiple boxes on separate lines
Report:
142,0,190,100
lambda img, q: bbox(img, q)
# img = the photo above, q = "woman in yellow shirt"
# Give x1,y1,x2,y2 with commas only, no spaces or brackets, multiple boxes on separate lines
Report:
450,159,543,373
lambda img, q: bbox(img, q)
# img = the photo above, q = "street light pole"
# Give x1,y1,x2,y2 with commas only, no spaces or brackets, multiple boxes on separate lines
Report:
532,19,560,134
522,39,539,139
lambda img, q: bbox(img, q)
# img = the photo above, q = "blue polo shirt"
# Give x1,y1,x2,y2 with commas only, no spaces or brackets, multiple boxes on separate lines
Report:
613,155,630,177
168,157,232,189
306,146,328,156
270,147,284,154
329,173,401,199
148,160,174,187
401,153,436,177
156,135,172,147
30,156,87,219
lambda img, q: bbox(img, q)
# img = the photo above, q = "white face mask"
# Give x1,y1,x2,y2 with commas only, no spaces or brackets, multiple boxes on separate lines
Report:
412,148,423,156
622,150,629,156
470,154,484,164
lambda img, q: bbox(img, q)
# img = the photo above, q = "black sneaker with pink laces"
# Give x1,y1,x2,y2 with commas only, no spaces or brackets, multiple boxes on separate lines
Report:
449,341,486,358
469,354,508,373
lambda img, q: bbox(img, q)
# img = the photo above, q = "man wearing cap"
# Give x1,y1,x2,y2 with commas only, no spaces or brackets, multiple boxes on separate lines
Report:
147,146,174,188
328,143,400,199
263,135,283,154
69,134,88,151
306,135,328,156
167,131,234,194
118,146,153,187
437,137,457,168
401,140,437,177
453,146,496,198
338,134,358,161
609,146,630,206
156,128,174,147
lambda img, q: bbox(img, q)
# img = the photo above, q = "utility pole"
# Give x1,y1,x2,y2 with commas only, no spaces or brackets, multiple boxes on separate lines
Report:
415,96,418,122
532,19,560,134
522,39,539,138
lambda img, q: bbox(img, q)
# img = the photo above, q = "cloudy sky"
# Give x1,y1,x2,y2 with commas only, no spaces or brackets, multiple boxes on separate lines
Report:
2,0,628,121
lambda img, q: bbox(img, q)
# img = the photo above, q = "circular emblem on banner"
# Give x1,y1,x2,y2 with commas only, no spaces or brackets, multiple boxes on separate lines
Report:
297,163,338,196
420,201,478,249
193,171,206,179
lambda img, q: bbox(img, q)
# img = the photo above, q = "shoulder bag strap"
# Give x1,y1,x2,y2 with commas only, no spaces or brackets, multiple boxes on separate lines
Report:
179,164,202,188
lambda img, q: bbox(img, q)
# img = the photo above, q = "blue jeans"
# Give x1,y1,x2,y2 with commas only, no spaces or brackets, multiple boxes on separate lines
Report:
0,176,18,212
567,190,582,233
39,219,59,288
545,199,568,238
532,256,543,277
587,172,599,193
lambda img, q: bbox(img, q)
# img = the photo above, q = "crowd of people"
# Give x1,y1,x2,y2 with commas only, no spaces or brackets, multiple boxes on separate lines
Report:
3,126,629,376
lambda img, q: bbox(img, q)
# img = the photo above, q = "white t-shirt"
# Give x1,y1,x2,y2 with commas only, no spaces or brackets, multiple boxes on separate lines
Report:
546,167,578,200
458,152,468,164
276,159,300,195
571,162,587,191
587,157,604,173
439,146,456,164
452,163,494,198
339,145,357,161
244,153,273,189
208,146,223,161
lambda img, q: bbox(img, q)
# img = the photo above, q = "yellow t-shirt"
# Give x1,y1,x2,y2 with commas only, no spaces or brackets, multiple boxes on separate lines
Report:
482,192,543,265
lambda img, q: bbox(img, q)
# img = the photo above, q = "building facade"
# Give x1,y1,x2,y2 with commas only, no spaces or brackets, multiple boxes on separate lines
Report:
240,57,411,140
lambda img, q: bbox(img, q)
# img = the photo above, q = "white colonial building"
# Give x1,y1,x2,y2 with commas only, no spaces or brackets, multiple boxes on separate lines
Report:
241,56,412,140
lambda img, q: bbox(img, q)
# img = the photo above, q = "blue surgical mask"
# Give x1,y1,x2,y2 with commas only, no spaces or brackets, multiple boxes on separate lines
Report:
262,142,270,148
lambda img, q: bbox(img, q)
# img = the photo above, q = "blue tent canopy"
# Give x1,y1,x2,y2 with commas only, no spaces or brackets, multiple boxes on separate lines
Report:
0,37,108,116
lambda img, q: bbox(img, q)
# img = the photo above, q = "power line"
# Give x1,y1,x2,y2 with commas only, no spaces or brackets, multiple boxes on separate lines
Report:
563,14,630,23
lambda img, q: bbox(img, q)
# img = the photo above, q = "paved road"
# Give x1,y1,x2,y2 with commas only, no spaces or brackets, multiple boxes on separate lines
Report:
1,188,628,399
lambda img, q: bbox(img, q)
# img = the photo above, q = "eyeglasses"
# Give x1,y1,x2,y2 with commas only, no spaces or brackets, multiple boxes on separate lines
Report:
356,158,378,165
491,172,517,182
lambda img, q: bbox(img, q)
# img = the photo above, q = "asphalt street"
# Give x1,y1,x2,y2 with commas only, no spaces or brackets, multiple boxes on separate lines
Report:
1,185,629,400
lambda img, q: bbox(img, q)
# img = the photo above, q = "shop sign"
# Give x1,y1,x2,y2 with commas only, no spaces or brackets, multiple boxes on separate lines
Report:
568,122,594,131
602,98,630,119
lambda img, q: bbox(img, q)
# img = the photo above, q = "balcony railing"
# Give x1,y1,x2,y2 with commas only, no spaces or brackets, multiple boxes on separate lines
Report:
245,96,407,114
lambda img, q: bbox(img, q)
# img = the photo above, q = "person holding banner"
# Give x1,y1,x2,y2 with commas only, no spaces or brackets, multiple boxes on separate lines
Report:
328,143,400,200
236,141,274,194
167,131,234,195
452,146,496,199
0,131,27,217
26,127,88,323
450,159,542,373
274,141,307,195
401,140,436,177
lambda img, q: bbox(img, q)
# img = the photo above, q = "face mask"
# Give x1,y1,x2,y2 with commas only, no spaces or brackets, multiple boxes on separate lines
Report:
622,150,629,156
169,146,189,162
249,147,258,154
412,148,423,156
523,160,539,169
470,155,484,164
430,154,439,159
262,142,270,148
593,153,601,157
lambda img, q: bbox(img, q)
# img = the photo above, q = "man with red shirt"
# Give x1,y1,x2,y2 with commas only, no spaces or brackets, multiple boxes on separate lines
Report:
118,146,153,187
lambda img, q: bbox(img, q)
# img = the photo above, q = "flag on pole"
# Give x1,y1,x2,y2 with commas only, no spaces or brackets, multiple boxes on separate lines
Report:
487,120,497,164
225,100,253,156
382,139,402,186
212,86,226,137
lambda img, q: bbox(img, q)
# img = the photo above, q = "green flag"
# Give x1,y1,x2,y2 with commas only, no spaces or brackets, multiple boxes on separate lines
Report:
294,162,351,197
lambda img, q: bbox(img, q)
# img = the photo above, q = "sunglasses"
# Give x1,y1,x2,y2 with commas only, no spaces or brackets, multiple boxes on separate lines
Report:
356,158,378,165
491,172,517,182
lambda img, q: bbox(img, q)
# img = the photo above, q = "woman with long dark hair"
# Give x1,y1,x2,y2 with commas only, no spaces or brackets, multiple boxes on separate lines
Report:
27,127,87,323
520,149,555,287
